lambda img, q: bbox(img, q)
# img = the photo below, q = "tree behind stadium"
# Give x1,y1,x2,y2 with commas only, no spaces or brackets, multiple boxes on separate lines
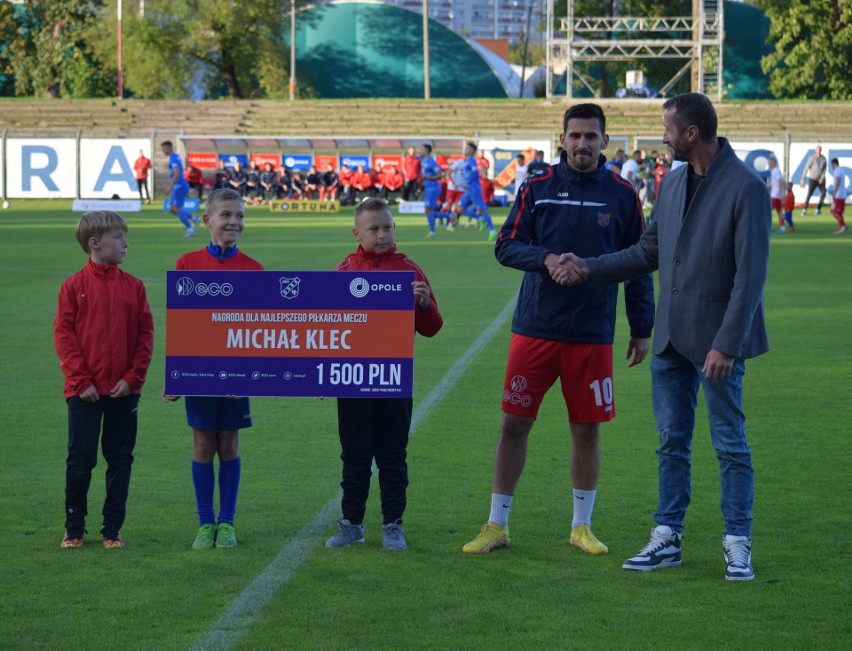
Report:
0,0,296,99
756,0,851,100
1,0,112,98
115,0,294,99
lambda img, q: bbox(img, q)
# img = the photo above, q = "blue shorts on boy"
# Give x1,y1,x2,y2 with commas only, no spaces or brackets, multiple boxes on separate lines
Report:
185,396,252,430
503,333,615,422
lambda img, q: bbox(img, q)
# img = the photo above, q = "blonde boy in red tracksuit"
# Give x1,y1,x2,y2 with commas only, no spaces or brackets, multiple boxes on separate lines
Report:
325,198,443,551
54,211,154,549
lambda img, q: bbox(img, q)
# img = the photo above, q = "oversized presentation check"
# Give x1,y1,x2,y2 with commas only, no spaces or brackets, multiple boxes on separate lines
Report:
165,270,415,397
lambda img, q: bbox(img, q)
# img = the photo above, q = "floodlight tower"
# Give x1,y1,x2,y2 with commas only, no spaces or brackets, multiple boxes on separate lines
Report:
545,0,724,101
117,0,123,99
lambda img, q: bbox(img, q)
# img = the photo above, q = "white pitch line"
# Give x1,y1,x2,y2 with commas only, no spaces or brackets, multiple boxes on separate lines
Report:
192,296,516,651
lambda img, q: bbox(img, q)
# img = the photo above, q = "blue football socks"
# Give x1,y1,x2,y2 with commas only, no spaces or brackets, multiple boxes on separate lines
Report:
191,460,215,526
482,211,495,231
217,457,241,525
426,212,437,233
177,209,194,229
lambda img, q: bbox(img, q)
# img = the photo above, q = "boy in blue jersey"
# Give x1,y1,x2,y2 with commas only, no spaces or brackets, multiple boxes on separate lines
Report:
161,141,199,238
455,142,498,241
163,188,264,549
463,104,654,556
419,143,451,238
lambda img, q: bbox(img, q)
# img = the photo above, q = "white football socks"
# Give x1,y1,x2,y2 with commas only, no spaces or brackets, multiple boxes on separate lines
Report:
571,489,597,529
489,493,513,527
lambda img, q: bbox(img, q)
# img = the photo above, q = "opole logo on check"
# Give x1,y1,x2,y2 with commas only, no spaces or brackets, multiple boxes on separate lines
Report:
349,277,370,298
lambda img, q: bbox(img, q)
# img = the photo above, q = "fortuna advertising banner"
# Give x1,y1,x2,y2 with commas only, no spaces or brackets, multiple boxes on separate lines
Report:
165,270,415,397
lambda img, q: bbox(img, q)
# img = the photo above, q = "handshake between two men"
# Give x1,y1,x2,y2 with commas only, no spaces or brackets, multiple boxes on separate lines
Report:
544,252,590,286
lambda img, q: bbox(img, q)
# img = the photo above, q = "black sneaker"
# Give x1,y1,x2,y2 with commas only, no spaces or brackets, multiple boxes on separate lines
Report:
623,525,683,572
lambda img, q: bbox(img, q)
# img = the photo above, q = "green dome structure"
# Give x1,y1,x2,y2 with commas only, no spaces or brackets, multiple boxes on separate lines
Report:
723,0,773,100
292,1,509,99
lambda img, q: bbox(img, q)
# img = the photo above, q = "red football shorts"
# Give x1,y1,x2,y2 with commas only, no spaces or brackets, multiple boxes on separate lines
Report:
502,334,615,423
444,189,463,205
771,198,782,213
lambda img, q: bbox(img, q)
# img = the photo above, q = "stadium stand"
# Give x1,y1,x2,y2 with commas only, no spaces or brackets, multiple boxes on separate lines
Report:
1,99,851,142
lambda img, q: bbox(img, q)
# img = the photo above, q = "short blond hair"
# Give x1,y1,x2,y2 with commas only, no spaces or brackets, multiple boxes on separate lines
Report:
354,197,392,225
75,211,128,253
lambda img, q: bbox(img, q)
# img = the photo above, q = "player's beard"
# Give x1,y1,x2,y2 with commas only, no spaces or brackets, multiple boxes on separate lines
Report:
567,149,597,172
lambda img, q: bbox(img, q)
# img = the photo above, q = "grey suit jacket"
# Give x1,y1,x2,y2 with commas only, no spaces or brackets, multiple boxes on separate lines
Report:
586,138,771,364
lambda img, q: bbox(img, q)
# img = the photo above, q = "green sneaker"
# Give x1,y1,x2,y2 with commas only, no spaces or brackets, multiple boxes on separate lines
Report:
215,522,237,548
192,524,217,549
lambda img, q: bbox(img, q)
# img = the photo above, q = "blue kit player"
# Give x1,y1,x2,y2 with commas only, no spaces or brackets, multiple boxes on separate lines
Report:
420,143,450,237
161,140,200,237
456,142,498,241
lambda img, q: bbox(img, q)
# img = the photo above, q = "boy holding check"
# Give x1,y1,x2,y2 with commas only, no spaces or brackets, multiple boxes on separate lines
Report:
326,198,443,550
164,188,263,549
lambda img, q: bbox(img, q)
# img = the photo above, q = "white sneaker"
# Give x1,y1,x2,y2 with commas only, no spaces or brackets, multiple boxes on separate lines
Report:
623,525,683,572
184,227,196,238
723,534,755,581
777,226,786,233
834,225,848,235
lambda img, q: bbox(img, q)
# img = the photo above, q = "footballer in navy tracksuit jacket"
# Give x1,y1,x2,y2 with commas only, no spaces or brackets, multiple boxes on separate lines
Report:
496,152,655,346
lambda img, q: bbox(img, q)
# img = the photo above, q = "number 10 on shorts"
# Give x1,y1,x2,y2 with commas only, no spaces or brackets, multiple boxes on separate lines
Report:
589,377,613,407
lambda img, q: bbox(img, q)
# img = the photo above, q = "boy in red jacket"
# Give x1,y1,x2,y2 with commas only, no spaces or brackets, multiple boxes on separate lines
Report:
326,198,443,551
54,211,154,549
782,181,796,233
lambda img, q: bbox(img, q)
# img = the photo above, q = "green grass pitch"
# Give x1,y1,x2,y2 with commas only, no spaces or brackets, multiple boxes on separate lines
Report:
0,201,849,649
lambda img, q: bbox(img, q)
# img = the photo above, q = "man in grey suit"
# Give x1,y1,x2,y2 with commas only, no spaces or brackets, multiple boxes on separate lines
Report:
554,93,770,581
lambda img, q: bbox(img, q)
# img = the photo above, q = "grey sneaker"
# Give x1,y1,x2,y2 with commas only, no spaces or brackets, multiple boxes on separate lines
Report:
723,534,755,581
325,519,365,548
381,521,408,551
